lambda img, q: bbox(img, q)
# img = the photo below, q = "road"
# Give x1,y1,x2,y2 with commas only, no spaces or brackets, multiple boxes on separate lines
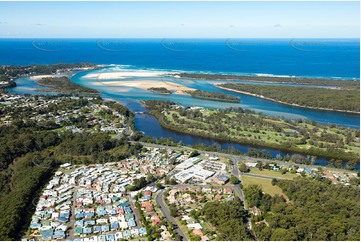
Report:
241,172,287,180
134,141,355,174
67,188,77,240
155,190,188,241
230,157,247,208
128,195,142,229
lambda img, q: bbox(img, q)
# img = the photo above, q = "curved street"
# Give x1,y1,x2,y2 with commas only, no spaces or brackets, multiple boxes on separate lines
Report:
155,190,188,241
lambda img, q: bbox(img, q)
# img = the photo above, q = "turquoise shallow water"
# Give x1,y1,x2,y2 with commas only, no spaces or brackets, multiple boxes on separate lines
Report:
70,66,359,128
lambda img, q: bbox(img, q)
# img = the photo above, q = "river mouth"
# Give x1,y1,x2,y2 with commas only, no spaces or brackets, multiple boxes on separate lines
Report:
7,65,360,169
70,66,360,128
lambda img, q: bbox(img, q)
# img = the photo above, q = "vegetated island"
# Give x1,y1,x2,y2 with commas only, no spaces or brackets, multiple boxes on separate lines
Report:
147,87,171,95
143,100,360,168
37,76,100,95
172,72,360,88
185,90,240,103
218,83,360,113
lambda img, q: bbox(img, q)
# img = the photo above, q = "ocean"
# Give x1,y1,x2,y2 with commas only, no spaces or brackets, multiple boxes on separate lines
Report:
0,38,359,79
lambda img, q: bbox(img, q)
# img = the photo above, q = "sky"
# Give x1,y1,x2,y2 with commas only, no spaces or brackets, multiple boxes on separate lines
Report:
0,1,359,38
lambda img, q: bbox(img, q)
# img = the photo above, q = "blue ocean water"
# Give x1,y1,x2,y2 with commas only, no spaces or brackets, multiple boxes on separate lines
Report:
0,38,359,79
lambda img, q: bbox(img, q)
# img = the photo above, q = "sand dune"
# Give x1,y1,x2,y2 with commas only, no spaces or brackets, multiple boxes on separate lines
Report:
91,80,194,94
83,71,169,80
30,75,54,80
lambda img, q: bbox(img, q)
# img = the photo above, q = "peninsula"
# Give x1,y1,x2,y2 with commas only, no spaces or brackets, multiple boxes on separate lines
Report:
218,83,360,113
173,72,360,88
37,76,100,95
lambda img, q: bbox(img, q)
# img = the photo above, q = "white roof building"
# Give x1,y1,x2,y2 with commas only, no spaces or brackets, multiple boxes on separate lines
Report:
175,157,201,170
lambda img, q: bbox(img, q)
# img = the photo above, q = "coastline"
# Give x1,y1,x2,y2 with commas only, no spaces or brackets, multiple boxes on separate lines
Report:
216,85,360,114
90,80,195,94
29,75,55,80
83,71,168,80
172,72,360,88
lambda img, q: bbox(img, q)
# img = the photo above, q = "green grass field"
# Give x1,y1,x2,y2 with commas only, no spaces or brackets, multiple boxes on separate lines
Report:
249,168,299,180
163,109,360,158
242,176,288,199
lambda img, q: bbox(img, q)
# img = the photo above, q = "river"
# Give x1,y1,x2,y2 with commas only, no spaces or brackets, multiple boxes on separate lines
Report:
7,66,360,169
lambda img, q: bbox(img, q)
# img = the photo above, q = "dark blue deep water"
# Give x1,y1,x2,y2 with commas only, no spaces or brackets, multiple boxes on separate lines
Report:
0,38,359,79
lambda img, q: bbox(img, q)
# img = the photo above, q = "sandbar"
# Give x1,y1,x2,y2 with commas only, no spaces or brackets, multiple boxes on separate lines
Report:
91,80,195,94
30,75,54,80
83,71,169,80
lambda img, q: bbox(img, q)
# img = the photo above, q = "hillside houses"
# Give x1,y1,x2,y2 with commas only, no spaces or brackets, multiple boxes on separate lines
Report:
25,163,149,241
0,94,133,138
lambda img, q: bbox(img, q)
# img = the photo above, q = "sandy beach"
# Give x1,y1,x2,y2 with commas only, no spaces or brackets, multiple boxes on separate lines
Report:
83,71,169,80
91,80,195,94
30,75,54,80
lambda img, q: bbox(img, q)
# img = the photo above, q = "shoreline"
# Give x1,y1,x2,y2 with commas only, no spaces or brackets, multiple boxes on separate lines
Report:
90,80,195,94
216,85,360,114
29,75,55,80
143,108,359,166
170,72,360,84
83,71,169,80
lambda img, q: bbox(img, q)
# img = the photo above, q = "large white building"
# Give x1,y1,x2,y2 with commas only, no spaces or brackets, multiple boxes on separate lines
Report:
173,165,215,183
174,157,201,170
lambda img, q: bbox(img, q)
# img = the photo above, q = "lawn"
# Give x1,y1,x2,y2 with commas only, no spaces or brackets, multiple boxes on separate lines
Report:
249,168,299,180
242,176,288,199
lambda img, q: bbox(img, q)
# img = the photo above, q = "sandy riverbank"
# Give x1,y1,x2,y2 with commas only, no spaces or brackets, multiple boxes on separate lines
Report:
91,80,195,94
30,75,54,80
83,71,169,80
216,84,360,114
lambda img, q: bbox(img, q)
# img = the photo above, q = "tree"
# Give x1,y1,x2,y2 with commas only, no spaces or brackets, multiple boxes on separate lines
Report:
169,205,178,217
201,200,251,240
244,185,263,207
229,174,239,184
271,228,298,241
156,183,163,190
189,150,199,158
239,163,250,173
170,178,178,185
256,161,263,170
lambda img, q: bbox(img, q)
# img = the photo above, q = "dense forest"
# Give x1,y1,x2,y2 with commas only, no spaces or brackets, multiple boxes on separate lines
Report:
219,83,360,112
0,98,142,240
186,90,240,102
0,63,95,78
201,199,251,240
173,72,360,88
143,100,360,168
148,87,171,94
37,76,100,94
245,177,360,240
0,74,16,89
